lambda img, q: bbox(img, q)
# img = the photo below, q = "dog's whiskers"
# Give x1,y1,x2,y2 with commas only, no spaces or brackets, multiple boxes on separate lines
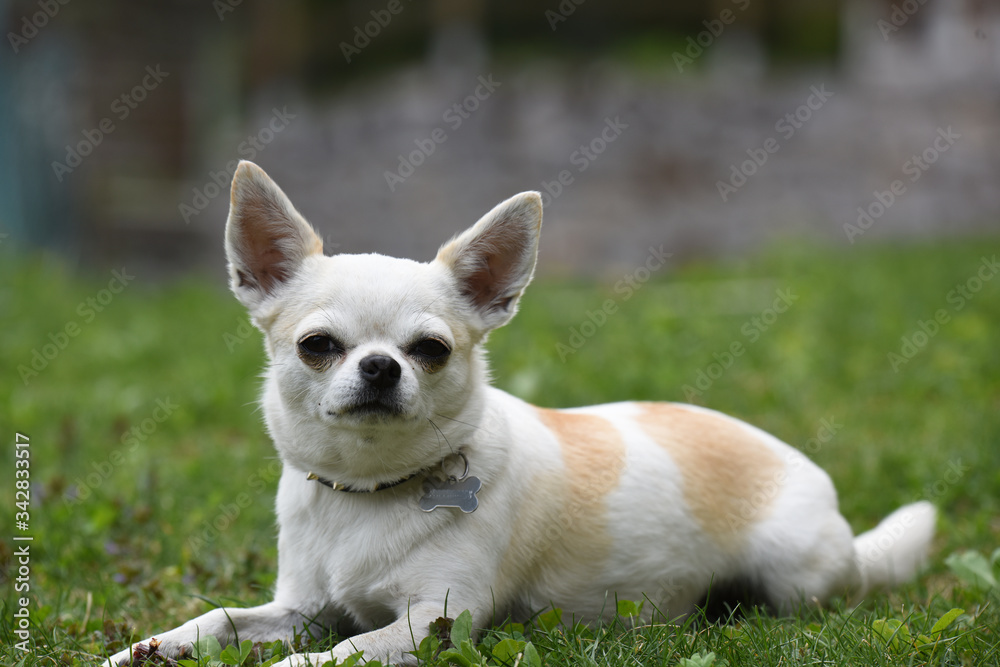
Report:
427,418,456,458
432,412,494,437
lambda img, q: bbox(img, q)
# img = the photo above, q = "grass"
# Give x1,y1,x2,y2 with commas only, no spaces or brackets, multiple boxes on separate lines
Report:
1,238,999,666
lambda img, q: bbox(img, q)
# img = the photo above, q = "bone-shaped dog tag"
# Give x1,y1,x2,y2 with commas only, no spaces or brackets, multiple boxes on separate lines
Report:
419,475,482,513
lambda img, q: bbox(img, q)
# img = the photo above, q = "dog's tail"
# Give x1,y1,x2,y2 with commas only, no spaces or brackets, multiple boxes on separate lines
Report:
852,501,936,595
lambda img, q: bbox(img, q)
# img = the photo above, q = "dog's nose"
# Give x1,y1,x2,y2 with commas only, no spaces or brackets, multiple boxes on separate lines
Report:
358,354,402,389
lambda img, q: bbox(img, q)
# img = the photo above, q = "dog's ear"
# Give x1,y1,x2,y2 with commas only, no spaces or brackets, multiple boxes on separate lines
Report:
435,192,542,332
225,160,323,313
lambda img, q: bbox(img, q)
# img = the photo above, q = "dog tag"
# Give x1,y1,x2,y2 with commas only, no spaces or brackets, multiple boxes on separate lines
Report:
419,475,482,513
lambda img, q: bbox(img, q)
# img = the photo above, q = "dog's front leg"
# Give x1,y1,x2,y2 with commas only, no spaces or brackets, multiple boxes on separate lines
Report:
104,601,334,666
273,603,449,667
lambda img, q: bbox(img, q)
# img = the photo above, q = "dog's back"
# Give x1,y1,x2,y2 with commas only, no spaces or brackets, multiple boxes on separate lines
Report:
471,392,935,622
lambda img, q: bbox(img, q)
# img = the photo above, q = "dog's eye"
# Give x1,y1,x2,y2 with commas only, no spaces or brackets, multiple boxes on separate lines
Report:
299,334,341,356
412,338,450,358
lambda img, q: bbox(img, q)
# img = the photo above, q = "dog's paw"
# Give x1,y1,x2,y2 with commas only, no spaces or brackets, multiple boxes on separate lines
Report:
104,639,178,667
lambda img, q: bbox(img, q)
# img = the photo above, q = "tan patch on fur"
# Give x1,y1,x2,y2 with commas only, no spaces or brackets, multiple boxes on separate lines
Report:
495,409,626,602
535,409,626,505
637,403,783,548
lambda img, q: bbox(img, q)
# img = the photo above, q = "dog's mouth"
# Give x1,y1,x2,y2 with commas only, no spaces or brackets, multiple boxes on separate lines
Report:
333,400,407,420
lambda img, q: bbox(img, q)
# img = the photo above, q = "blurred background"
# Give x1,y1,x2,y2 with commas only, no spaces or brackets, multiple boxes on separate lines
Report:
3,0,998,277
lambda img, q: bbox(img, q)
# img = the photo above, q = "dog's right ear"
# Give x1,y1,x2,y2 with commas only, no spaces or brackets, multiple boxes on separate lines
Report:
225,160,323,313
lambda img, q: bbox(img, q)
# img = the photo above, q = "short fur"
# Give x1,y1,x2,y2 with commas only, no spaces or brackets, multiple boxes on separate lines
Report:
106,161,936,666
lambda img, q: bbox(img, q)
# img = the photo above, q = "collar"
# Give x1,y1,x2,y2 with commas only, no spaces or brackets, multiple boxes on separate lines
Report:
306,471,416,493
306,451,469,494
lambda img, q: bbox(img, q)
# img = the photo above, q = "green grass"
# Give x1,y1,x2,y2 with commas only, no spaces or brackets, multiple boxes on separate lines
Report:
1,239,999,666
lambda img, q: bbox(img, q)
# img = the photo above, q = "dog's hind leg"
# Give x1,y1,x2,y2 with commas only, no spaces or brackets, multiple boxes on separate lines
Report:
749,509,861,615
104,601,339,666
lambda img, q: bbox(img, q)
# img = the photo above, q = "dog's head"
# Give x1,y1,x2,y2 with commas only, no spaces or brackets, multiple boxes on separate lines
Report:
224,161,541,481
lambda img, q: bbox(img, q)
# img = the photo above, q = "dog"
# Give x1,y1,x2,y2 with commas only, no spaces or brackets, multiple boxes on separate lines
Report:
107,160,936,666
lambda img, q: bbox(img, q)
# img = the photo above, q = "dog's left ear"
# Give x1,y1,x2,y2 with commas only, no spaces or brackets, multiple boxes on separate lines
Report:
225,160,324,314
435,192,542,332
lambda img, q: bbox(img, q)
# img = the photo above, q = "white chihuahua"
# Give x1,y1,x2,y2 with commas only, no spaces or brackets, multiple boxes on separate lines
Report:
108,161,935,666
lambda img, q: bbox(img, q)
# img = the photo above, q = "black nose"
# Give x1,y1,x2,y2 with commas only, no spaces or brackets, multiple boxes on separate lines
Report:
358,354,402,389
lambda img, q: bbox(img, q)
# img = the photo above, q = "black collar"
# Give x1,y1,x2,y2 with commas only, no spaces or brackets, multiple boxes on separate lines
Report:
306,471,417,493
306,452,469,494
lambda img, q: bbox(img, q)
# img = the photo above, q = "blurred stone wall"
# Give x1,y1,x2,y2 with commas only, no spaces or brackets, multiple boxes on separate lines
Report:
6,0,998,278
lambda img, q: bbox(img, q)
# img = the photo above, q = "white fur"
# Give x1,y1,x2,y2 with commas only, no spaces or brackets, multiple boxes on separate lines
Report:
105,162,935,666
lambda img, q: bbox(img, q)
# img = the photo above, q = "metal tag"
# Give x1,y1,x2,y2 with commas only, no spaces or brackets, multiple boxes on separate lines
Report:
418,475,482,513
